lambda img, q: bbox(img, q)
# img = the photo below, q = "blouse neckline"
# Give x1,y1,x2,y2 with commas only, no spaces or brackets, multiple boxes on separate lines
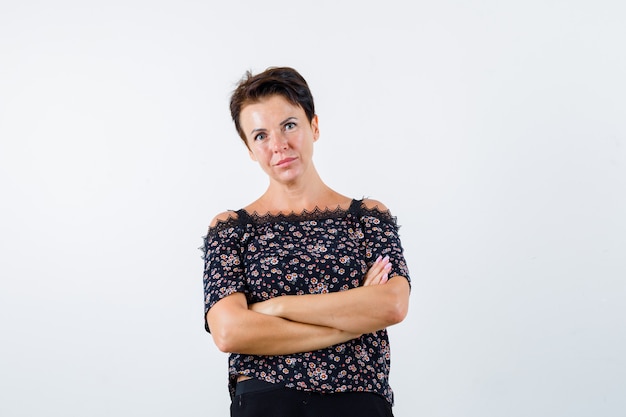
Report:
237,198,361,225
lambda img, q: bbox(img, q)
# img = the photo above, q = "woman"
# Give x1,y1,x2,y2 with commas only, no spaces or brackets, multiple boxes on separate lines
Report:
202,67,411,417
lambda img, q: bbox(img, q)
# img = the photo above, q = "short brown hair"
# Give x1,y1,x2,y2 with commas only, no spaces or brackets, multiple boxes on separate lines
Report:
229,67,316,146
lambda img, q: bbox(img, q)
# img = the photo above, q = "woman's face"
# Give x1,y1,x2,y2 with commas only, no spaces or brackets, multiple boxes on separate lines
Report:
240,94,319,185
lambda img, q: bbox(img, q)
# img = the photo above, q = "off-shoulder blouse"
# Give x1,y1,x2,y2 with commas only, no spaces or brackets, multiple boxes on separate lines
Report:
202,199,410,405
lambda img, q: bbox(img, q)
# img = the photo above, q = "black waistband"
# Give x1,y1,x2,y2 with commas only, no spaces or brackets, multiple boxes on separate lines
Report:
235,379,282,396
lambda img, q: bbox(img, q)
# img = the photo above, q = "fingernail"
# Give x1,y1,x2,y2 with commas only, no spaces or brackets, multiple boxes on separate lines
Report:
376,255,382,263
384,263,392,270
383,255,390,262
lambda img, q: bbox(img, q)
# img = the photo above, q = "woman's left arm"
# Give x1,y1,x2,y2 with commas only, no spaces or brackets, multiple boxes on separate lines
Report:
251,198,411,334
249,274,410,334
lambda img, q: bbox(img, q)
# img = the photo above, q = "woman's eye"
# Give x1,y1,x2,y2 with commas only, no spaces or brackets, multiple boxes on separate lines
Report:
284,122,296,131
254,133,267,141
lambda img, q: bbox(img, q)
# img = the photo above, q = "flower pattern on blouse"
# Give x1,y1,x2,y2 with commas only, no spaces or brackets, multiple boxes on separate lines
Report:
202,199,410,405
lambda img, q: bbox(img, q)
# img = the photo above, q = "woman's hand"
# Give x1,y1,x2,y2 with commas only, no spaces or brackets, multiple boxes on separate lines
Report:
362,255,392,286
248,298,277,316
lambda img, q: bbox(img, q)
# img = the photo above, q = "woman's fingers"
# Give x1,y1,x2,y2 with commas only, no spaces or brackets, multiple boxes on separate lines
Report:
363,255,392,286
362,257,382,286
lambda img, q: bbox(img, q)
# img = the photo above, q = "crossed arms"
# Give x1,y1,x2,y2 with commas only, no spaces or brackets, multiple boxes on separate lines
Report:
206,256,410,356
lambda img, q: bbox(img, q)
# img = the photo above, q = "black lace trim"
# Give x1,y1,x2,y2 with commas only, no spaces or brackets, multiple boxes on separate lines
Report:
238,201,360,225
200,199,399,256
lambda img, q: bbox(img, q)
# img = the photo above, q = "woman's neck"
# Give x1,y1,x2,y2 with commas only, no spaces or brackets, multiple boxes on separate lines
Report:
248,173,350,215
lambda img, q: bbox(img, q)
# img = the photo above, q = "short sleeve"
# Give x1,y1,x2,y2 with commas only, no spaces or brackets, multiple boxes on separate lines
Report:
202,222,248,332
359,209,411,286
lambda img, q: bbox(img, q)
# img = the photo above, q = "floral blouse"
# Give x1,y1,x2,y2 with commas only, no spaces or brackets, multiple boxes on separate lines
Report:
202,199,410,405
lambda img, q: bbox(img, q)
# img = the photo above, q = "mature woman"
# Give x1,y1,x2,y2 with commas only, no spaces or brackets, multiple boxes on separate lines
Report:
202,67,411,417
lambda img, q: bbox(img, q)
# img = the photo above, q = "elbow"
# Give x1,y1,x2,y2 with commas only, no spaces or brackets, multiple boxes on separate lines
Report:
208,315,242,353
212,332,230,353
206,294,252,353
384,279,410,325
382,295,408,325
387,300,408,325
212,326,240,353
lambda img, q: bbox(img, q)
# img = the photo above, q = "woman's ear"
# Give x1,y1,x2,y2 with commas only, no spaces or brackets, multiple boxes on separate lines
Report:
311,115,320,142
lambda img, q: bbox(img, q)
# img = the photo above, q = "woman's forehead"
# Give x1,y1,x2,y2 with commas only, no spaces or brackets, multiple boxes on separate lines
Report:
241,96,304,124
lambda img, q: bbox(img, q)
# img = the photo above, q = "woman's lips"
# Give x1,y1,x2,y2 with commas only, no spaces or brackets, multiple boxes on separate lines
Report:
275,157,297,166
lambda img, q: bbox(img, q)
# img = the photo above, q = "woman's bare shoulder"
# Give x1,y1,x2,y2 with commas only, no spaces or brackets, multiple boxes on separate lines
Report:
209,210,239,228
361,198,389,212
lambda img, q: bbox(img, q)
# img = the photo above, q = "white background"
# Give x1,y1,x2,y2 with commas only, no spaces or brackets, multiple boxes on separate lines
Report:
1,1,625,416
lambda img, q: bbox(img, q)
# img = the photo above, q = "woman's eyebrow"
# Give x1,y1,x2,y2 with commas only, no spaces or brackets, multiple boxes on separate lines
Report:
280,117,298,125
249,127,266,135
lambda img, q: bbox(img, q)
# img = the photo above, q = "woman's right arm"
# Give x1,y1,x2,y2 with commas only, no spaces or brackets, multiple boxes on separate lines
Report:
207,292,360,355
204,213,357,355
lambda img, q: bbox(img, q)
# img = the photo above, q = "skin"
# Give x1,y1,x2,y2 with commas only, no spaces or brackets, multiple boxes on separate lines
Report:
206,95,410,357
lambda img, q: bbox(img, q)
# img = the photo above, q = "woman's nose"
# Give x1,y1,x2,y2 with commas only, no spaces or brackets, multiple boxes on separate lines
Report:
270,132,288,151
